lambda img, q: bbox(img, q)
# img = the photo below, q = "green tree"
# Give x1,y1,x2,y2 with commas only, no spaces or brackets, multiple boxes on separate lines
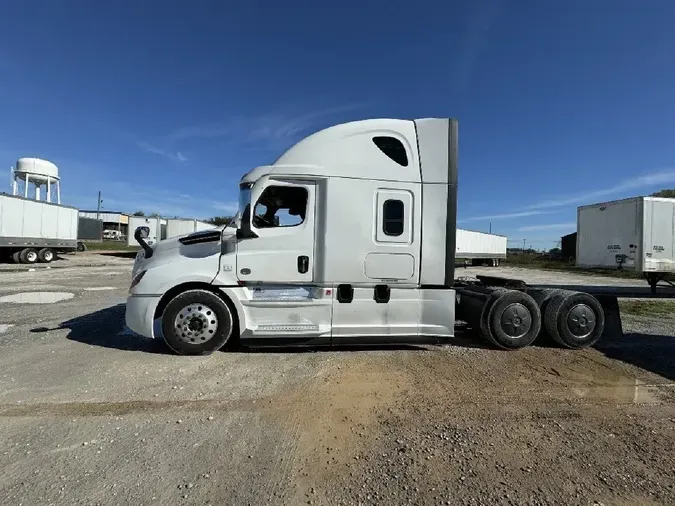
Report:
133,211,145,216
650,189,675,198
205,216,234,226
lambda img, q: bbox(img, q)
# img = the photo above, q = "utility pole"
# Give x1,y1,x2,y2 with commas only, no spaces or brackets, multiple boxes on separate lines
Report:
96,191,102,220
489,222,492,234
523,238,526,252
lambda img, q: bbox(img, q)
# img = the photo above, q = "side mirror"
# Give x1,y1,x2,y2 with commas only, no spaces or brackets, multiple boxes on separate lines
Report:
134,227,154,258
236,204,258,240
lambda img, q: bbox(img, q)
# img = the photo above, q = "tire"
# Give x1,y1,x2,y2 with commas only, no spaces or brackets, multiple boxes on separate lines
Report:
528,288,560,342
11,251,22,264
544,290,605,349
77,242,86,252
485,290,541,350
38,248,54,263
160,289,235,356
478,288,508,346
19,248,38,264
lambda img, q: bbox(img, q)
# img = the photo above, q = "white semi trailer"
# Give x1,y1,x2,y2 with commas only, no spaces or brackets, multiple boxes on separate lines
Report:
576,196,675,293
0,193,79,263
456,228,507,266
165,218,217,240
125,117,638,356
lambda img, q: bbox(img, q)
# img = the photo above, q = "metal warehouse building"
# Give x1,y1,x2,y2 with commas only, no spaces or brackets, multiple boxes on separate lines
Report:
78,210,130,237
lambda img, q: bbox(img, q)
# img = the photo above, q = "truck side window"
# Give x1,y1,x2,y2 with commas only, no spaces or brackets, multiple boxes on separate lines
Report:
383,199,404,236
252,185,308,228
372,136,408,167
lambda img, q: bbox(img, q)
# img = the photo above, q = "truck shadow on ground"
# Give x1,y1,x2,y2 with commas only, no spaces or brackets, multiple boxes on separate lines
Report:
31,304,170,355
594,333,675,382
29,305,675,381
34,304,488,356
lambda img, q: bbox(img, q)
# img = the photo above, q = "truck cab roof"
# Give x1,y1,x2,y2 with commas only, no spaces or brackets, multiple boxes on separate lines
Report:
240,117,457,185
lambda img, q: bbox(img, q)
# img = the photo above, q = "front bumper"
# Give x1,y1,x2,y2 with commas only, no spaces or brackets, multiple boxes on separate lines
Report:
125,295,161,339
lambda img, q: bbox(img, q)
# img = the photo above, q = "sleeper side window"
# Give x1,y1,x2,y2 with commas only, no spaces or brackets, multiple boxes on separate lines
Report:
252,185,308,228
375,189,413,244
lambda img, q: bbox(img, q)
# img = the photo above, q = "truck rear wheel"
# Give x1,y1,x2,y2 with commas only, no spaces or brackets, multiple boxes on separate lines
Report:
38,248,54,263
160,289,234,356
19,248,38,264
544,291,605,349
484,290,541,350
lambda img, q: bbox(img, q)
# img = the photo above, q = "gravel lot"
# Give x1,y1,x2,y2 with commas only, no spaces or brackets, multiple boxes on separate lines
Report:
1,260,673,506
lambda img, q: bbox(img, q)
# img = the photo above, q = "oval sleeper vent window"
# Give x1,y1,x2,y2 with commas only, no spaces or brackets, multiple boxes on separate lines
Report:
372,136,409,167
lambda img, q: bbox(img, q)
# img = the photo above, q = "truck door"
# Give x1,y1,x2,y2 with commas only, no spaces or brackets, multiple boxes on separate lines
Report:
236,180,316,283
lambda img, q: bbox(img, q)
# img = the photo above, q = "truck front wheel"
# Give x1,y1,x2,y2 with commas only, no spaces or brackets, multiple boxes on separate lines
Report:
161,289,234,356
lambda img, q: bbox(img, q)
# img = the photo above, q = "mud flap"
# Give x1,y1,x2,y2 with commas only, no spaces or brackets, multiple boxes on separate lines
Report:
595,294,623,339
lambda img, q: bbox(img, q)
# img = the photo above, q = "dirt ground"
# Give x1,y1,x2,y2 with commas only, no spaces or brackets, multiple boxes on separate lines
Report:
0,261,674,506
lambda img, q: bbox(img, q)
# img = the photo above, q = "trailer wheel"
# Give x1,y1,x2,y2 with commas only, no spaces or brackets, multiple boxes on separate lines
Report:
19,248,38,264
161,289,234,356
544,291,605,349
77,242,86,252
11,251,22,263
38,248,54,263
484,290,541,350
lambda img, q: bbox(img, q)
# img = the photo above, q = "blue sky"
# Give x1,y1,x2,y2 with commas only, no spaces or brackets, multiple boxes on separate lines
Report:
2,0,675,249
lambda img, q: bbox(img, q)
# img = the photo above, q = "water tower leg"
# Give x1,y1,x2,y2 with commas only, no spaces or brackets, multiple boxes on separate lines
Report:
57,181,61,205
47,178,51,203
36,185,41,201
25,174,30,198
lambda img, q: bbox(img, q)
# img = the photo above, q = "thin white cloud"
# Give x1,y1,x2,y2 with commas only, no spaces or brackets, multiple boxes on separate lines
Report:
526,168,675,210
84,181,237,219
517,222,576,232
164,102,372,149
137,142,188,163
458,210,551,223
460,167,675,227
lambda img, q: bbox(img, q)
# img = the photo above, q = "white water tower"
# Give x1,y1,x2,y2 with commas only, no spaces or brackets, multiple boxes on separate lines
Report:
11,157,61,204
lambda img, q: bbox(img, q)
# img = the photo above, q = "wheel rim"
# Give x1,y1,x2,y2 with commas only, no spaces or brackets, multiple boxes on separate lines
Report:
44,251,53,261
173,303,219,344
566,303,596,339
499,302,532,339
27,251,37,262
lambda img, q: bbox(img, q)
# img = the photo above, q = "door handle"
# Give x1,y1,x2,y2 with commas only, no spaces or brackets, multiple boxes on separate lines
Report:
297,255,309,274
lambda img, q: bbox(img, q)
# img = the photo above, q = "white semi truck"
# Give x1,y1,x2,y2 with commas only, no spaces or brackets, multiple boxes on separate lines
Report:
125,117,633,355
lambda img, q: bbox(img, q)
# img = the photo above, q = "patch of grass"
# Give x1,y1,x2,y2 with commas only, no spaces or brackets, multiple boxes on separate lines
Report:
618,300,675,317
503,254,644,279
81,241,139,251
